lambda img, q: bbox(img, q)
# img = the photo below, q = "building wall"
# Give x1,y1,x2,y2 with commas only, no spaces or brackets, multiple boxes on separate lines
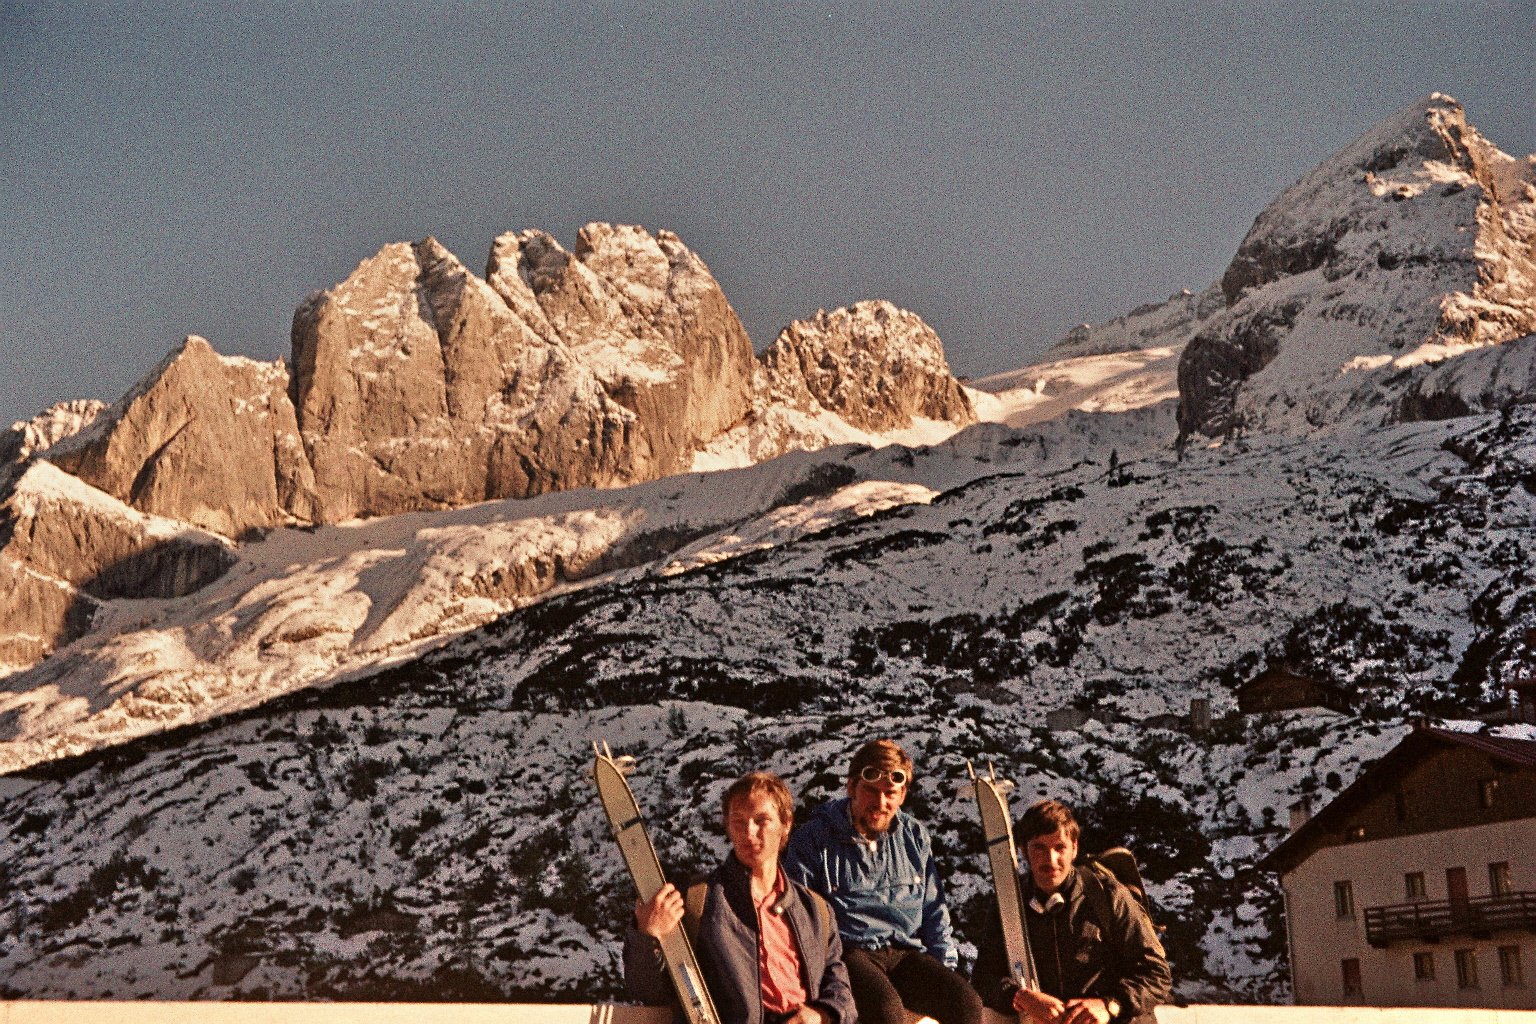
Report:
1281,818,1535,1008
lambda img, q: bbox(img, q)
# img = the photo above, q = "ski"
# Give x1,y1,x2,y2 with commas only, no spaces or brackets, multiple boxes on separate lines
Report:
592,741,721,1024
969,760,1039,994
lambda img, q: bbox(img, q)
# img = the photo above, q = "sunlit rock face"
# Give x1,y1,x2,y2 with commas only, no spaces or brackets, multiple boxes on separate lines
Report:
1178,93,1536,439
763,300,976,432
45,338,312,537
485,223,757,483
697,300,979,468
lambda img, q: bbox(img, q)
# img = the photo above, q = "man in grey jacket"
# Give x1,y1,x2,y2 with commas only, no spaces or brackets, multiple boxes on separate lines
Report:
625,771,856,1024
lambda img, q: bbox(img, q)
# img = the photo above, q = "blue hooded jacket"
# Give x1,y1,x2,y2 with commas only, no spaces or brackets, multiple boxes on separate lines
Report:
782,796,957,968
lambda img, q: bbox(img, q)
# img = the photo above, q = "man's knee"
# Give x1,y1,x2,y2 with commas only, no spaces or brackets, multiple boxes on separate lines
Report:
892,954,983,1024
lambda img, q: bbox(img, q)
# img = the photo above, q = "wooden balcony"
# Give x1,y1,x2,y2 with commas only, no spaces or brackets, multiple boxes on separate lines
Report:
1364,890,1536,947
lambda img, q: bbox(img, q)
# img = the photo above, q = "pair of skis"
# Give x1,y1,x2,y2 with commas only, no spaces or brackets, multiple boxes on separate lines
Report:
969,761,1040,995
592,743,1041,1023
593,742,721,1024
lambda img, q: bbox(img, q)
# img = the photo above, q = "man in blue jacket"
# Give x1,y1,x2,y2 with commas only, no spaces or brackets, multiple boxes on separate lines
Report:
783,739,983,1024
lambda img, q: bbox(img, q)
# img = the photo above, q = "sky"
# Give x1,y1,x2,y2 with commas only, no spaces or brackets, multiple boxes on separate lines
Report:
2,0,1533,428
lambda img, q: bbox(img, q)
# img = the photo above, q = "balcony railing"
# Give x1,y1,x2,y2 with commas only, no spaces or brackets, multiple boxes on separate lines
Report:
1364,890,1536,947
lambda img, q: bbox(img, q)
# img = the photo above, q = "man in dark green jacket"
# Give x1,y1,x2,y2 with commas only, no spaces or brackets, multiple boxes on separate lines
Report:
972,800,1170,1024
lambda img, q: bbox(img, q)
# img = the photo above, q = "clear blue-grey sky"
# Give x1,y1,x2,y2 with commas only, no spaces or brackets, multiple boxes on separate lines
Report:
3,1,1532,427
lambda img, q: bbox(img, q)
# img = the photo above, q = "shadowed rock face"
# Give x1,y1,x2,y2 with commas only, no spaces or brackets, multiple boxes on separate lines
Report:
0,462,234,666
1177,94,1536,439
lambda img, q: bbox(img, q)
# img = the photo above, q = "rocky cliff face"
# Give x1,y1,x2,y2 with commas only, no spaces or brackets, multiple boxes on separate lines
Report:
697,300,979,468
763,300,975,431
30,226,962,540
1,225,972,675
289,237,646,522
52,224,761,530
1178,94,1536,439
48,338,314,537
485,224,756,480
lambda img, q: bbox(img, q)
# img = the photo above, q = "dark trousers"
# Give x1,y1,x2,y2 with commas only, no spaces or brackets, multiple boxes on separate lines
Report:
843,946,984,1024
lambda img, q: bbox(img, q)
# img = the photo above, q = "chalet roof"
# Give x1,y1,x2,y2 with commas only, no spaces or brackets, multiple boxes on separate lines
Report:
1260,727,1536,875
1238,664,1347,693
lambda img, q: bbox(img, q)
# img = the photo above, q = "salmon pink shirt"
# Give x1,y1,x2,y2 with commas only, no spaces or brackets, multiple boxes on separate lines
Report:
754,869,808,1014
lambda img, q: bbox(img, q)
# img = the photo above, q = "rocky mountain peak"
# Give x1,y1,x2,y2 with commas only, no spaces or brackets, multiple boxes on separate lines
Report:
2,222,972,676
695,300,980,470
1179,93,1536,439
763,300,976,433
46,335,311,537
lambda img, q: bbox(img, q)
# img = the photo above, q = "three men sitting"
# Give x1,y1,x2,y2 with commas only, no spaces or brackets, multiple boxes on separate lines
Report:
624,743,1170,1024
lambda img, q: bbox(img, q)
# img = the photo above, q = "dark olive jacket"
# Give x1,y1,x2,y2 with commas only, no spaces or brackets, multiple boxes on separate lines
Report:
971,866,1170,1024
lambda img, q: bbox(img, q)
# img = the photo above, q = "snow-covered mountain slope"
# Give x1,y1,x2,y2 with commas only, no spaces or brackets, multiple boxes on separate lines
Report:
3,403,1534,1001
965,285,1223,430
0,337,1192,778
1178,94,1536,439
0,444,978,774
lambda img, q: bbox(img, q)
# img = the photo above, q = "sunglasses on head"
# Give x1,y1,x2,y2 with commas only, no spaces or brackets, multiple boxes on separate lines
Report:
859,766,908,787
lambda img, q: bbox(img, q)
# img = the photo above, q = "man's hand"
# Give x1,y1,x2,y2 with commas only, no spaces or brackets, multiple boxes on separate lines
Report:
635,883,684,940
786,1006,826,1024
1061,997,1113,1024
1013,987,1067,1023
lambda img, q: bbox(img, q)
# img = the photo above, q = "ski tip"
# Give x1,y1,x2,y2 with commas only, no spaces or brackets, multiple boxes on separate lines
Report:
966,759,977,781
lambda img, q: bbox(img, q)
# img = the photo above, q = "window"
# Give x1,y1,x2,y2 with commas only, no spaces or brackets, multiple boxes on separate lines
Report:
1334,880,1355,918
1405,871,1427,900
1490,862,1513,897
1456,949,1479,989
1480,778,1499,808
1341,958,1363,997
1414,951,1435,981
1500,945,1525,988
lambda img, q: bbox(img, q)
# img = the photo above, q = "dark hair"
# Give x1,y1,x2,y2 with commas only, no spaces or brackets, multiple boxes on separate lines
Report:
848,738,914,784
1018,799,1080,845
721,771,794,843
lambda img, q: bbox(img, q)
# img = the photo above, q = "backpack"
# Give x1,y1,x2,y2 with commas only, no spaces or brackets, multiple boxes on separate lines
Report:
1078,846,1163,937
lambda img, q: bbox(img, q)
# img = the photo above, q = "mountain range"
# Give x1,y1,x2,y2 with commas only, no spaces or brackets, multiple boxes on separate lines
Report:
1,92,1534,1003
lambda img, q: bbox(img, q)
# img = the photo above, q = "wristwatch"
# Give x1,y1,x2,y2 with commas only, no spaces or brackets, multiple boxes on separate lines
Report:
1104,998,1122,1020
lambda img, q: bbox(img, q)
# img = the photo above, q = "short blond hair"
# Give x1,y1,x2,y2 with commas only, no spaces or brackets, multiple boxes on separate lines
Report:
721,771,794,840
